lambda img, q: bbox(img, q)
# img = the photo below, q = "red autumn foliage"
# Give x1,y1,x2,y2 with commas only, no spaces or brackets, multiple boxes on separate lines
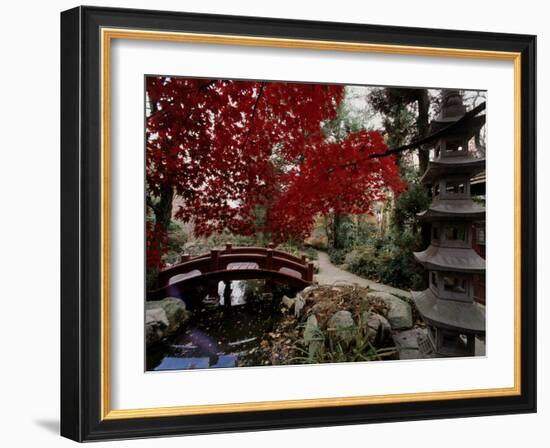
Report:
267,130,404,242
146,221,168,269
146,76,403,261
147,77,343,235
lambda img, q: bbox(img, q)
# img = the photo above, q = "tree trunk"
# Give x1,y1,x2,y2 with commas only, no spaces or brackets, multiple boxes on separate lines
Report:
146,186,174,290
416,89,432,249
154,186,174,232
333,213,352,250
417,89,430,174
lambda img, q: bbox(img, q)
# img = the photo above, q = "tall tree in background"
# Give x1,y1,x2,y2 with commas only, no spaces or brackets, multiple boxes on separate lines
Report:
318,88,393,248
368,88,430,173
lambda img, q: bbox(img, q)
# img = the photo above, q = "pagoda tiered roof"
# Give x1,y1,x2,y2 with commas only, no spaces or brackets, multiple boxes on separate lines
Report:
412,289,485,334
413,245,485,273
427,114,485,138
417,198,485,221
420,157,485,184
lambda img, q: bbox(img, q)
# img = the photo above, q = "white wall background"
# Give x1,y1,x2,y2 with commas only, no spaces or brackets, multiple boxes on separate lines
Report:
0,0,546,446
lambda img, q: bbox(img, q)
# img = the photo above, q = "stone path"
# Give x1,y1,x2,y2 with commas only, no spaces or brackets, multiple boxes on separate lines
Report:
314,251,412,299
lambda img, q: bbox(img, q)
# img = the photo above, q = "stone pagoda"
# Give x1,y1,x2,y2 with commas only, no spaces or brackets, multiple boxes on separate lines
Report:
413,90,486,357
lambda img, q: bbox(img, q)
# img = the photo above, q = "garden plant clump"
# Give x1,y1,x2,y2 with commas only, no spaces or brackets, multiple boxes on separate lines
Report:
250,284,399,365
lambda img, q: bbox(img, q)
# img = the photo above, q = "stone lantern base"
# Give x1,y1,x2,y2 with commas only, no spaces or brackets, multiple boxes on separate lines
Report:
426,326,476,357
412,289,485,357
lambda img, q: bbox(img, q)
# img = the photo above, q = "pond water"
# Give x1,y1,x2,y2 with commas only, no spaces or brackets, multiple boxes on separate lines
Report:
146,280,298,371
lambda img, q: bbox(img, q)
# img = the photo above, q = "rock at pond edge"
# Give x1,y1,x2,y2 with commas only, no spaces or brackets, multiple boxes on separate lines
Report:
145,297,190,347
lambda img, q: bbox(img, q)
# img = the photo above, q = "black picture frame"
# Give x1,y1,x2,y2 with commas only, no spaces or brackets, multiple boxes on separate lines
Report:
61,5,536,442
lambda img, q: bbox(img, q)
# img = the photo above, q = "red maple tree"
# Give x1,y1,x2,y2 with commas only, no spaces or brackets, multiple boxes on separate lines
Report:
146,76,403,269
267,130,403,242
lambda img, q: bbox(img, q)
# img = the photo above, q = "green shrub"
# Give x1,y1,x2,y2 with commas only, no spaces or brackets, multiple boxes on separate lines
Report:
347,245,379,278
205,230,256,248
355,220,378,246
303,246,319,260
391,180,430,230
161,221,189,265
334,216,356,249
277,242,318,260
346,229,426,290
328,247,347,265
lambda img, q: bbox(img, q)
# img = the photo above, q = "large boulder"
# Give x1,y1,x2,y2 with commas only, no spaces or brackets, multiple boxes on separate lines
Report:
327,310,355,346
145,308,169,346
366,291,413,330
145,297,190,347
361,311,391,345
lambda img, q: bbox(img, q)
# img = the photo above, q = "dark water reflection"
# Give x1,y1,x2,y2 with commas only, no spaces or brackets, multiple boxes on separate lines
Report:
146,280,297,371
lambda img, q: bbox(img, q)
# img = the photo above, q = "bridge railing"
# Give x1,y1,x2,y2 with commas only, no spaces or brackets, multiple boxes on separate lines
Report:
156,243,314,289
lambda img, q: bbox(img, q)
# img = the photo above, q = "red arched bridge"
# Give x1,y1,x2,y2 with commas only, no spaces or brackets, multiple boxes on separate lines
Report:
147,243,315,301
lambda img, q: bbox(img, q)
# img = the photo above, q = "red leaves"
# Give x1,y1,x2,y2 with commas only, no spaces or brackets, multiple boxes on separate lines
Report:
146,221,168,269
146,77,403,256
267,130,405,242
146,77,345,237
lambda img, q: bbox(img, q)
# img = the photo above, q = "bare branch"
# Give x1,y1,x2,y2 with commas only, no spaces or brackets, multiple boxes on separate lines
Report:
241,81,266,151
327,101,486,174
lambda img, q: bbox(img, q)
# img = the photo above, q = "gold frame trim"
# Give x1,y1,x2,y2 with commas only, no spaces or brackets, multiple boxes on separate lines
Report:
100,28,522,421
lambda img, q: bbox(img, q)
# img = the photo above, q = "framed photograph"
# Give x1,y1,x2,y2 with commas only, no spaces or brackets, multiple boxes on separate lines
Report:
60,6,536,441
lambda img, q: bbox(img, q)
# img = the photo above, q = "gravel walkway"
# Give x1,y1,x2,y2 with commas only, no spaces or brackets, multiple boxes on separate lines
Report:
314,251,412,299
